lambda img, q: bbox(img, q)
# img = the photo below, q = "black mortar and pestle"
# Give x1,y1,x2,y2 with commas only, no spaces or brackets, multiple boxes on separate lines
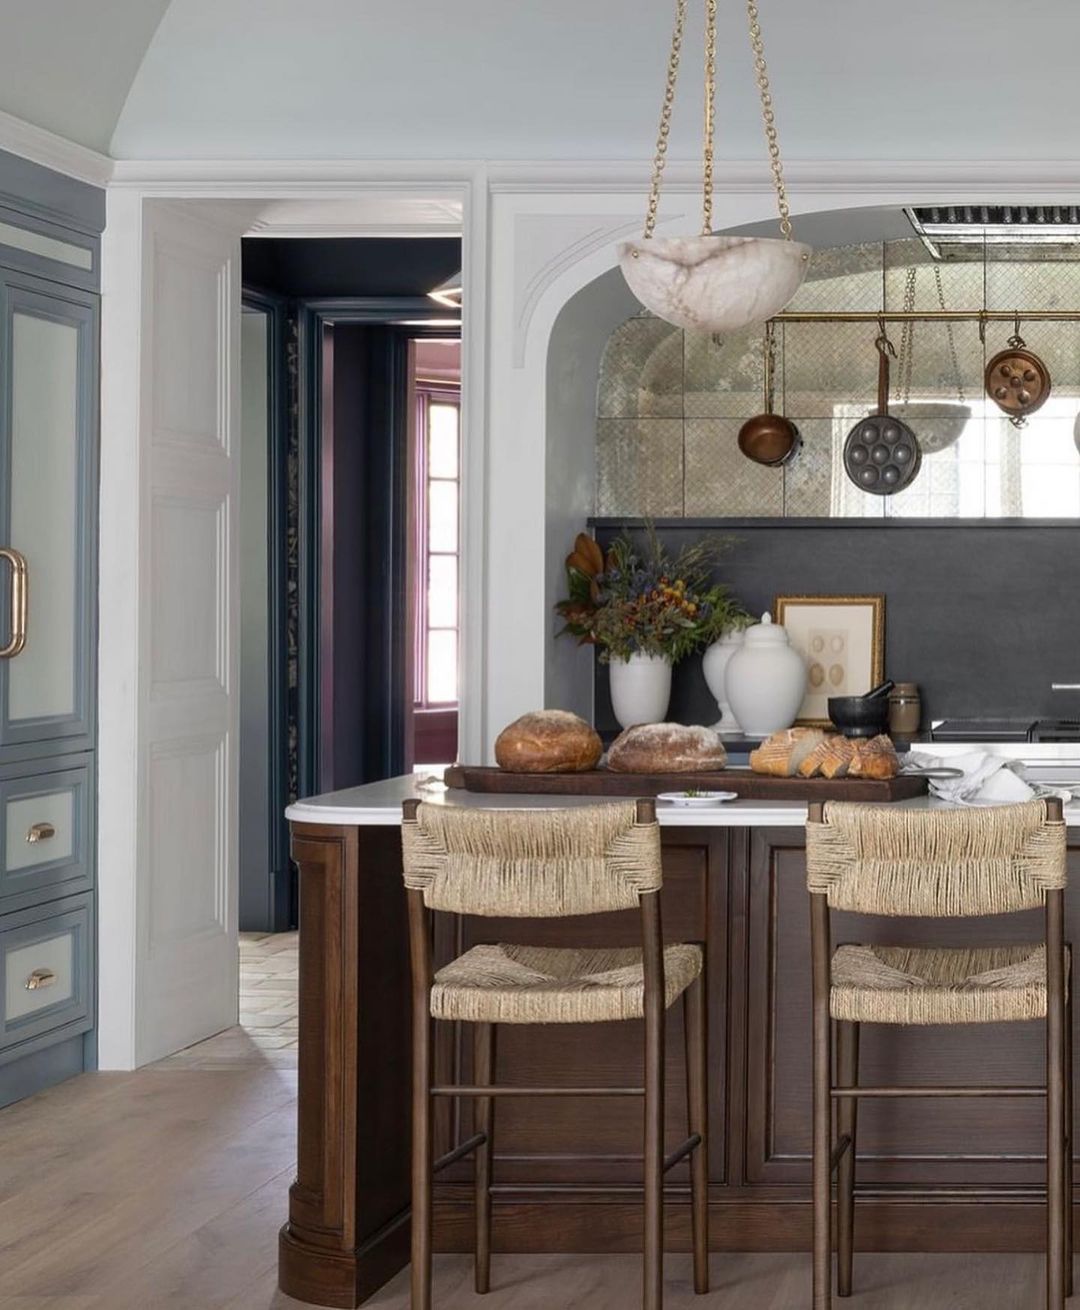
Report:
828,681,895,738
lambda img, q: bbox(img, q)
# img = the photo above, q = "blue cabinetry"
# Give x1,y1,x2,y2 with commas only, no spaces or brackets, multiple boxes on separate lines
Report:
0,148,101,1107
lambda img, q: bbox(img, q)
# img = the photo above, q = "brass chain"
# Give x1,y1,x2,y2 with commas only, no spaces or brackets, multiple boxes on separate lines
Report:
934,264,966,403
644,0,794,242
644,0,688,240
702,0,717,235
745,0,793,239
898,266,917,404
898,262,967,407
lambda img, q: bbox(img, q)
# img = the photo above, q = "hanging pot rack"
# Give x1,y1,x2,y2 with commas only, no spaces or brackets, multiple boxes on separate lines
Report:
769,308,1080,324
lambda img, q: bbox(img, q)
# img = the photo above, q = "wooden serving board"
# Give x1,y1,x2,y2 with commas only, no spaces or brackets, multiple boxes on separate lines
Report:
443,765,929,803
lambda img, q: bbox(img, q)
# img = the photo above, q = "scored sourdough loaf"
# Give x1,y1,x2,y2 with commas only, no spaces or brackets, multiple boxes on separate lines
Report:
606,723,728,774
494,710,603,774
847,733,900,780
749,727,827,778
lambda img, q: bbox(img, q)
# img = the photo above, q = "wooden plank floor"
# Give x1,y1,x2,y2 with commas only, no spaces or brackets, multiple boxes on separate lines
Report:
0,933,1059,1308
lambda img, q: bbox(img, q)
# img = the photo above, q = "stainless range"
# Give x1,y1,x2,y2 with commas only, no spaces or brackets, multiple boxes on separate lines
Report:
931,718,1080,743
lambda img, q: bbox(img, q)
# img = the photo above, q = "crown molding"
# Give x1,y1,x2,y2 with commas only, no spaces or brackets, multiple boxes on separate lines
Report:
485,158,1080,196
0,108,112,188
105,154,1080,203
108,157,482,193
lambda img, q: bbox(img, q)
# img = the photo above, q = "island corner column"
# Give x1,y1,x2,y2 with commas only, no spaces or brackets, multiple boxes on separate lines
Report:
279,820,412,1308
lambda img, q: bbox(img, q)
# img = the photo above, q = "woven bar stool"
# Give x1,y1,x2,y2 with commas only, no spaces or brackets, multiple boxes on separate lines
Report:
806,797,1071,1310
401,798,709,1310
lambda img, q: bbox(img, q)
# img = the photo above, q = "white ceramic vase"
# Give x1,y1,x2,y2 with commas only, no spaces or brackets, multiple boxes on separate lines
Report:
701,632,746,733
724,612,807,737
608,652,672,730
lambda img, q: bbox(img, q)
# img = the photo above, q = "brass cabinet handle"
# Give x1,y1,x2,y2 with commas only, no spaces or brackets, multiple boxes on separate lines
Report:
25,967,56,991
0,547,27,659
26,822,56,844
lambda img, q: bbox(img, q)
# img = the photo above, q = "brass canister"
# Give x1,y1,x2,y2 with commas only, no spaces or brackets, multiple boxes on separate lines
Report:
888,682,921,737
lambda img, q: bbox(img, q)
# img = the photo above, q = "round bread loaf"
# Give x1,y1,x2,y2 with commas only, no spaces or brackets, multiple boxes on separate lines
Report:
607,723,728,774
494,710,603,774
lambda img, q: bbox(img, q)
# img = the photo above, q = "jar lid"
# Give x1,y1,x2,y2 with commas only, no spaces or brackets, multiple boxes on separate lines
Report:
890,682,919,694
743,611,791,647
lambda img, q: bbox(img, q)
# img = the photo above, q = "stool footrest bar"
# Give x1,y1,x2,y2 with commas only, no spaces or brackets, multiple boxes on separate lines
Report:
831,1085,1046,1099
663,1134,703,1174
433,1132,487,1174
431,1085,645,1097
830,1132,852,1171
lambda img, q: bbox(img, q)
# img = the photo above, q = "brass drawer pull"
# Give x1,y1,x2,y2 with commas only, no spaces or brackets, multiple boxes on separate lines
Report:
26,822,56,844
0,547,27,659
25,967,56,991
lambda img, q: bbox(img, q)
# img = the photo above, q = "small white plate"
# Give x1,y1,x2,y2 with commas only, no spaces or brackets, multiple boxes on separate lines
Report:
657,790,739,807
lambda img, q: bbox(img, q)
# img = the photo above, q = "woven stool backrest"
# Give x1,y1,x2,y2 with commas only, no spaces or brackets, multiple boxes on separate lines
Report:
806,798,1066,917
401,801,663,917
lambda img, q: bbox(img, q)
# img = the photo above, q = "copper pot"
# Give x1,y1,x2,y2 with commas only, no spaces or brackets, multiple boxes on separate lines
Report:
738,322,801,466
985,332,1051,422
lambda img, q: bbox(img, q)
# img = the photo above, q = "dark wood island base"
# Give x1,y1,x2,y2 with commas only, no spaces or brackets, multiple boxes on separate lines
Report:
280,810,1080,1307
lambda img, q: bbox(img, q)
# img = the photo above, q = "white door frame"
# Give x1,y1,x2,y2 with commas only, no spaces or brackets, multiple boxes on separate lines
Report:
98,167,486,1068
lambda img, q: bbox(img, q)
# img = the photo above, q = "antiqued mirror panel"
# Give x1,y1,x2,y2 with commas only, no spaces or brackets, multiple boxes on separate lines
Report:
595,238,1080,519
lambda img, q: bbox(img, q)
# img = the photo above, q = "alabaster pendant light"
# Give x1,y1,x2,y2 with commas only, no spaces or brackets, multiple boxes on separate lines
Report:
619,0,811,333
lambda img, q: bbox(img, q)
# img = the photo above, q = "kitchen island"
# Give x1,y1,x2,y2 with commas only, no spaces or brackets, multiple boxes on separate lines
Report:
279,771,1080,1308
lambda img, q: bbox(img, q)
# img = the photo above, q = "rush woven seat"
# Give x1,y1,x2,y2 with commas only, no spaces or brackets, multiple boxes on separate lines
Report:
830,942,1070,1026
430,941,703,1024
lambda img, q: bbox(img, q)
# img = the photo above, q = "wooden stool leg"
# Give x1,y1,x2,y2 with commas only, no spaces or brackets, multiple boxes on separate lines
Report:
1066,969,1074,1299
643,955,665,1308
684,977,709,1294
836,1021,859,1299
811,896,832,1310
474,1023,496,1295
1050,961,1067,1308
411,1004,433,1310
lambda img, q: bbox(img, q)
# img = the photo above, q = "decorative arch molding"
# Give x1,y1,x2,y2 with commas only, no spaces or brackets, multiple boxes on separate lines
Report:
512,213,646,366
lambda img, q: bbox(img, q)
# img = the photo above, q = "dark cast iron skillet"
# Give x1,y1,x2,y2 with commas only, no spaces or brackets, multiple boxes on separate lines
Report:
843,334,922,496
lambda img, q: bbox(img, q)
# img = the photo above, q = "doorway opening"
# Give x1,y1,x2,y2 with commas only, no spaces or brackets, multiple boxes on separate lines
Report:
235,237,462,1051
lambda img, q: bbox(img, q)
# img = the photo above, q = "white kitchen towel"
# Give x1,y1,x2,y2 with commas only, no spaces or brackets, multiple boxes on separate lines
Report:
903,750,1037,805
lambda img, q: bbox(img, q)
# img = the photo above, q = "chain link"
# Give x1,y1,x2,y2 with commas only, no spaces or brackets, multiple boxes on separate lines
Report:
934,264,966,404
898,263,967,407
745,0,793,240
644,0,688,240
644,0,794,242
898,266,917,404
702,0,717,235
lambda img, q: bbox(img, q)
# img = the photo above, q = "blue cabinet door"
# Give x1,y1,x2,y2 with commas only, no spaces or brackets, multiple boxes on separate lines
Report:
0,271,97,764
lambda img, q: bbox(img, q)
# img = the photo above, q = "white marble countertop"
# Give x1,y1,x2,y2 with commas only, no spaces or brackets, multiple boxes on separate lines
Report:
285,769,1080,829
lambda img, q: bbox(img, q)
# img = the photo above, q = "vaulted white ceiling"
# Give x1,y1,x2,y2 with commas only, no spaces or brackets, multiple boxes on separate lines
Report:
3,0,1080,164
0,0,170,153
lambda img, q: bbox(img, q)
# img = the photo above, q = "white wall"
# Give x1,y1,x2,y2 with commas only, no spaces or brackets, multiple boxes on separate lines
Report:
544,267,640,721
109,0,1080,163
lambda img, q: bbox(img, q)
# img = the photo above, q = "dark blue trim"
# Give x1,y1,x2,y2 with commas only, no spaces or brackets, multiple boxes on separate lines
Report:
242,288,292,932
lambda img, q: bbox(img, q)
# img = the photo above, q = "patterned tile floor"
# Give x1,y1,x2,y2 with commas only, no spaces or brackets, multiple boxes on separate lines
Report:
155,931,299,1070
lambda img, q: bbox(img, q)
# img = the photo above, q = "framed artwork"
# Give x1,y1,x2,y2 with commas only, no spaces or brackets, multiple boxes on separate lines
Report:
773,594,885,727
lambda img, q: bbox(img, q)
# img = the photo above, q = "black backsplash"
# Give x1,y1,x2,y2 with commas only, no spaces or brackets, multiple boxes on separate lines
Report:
590,519,1080,736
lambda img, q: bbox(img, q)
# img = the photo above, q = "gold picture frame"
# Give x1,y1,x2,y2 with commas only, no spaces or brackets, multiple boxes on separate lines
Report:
773,594,885,727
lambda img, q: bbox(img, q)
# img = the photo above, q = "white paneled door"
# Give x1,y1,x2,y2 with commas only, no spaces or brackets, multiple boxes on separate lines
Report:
136,202,240,1063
